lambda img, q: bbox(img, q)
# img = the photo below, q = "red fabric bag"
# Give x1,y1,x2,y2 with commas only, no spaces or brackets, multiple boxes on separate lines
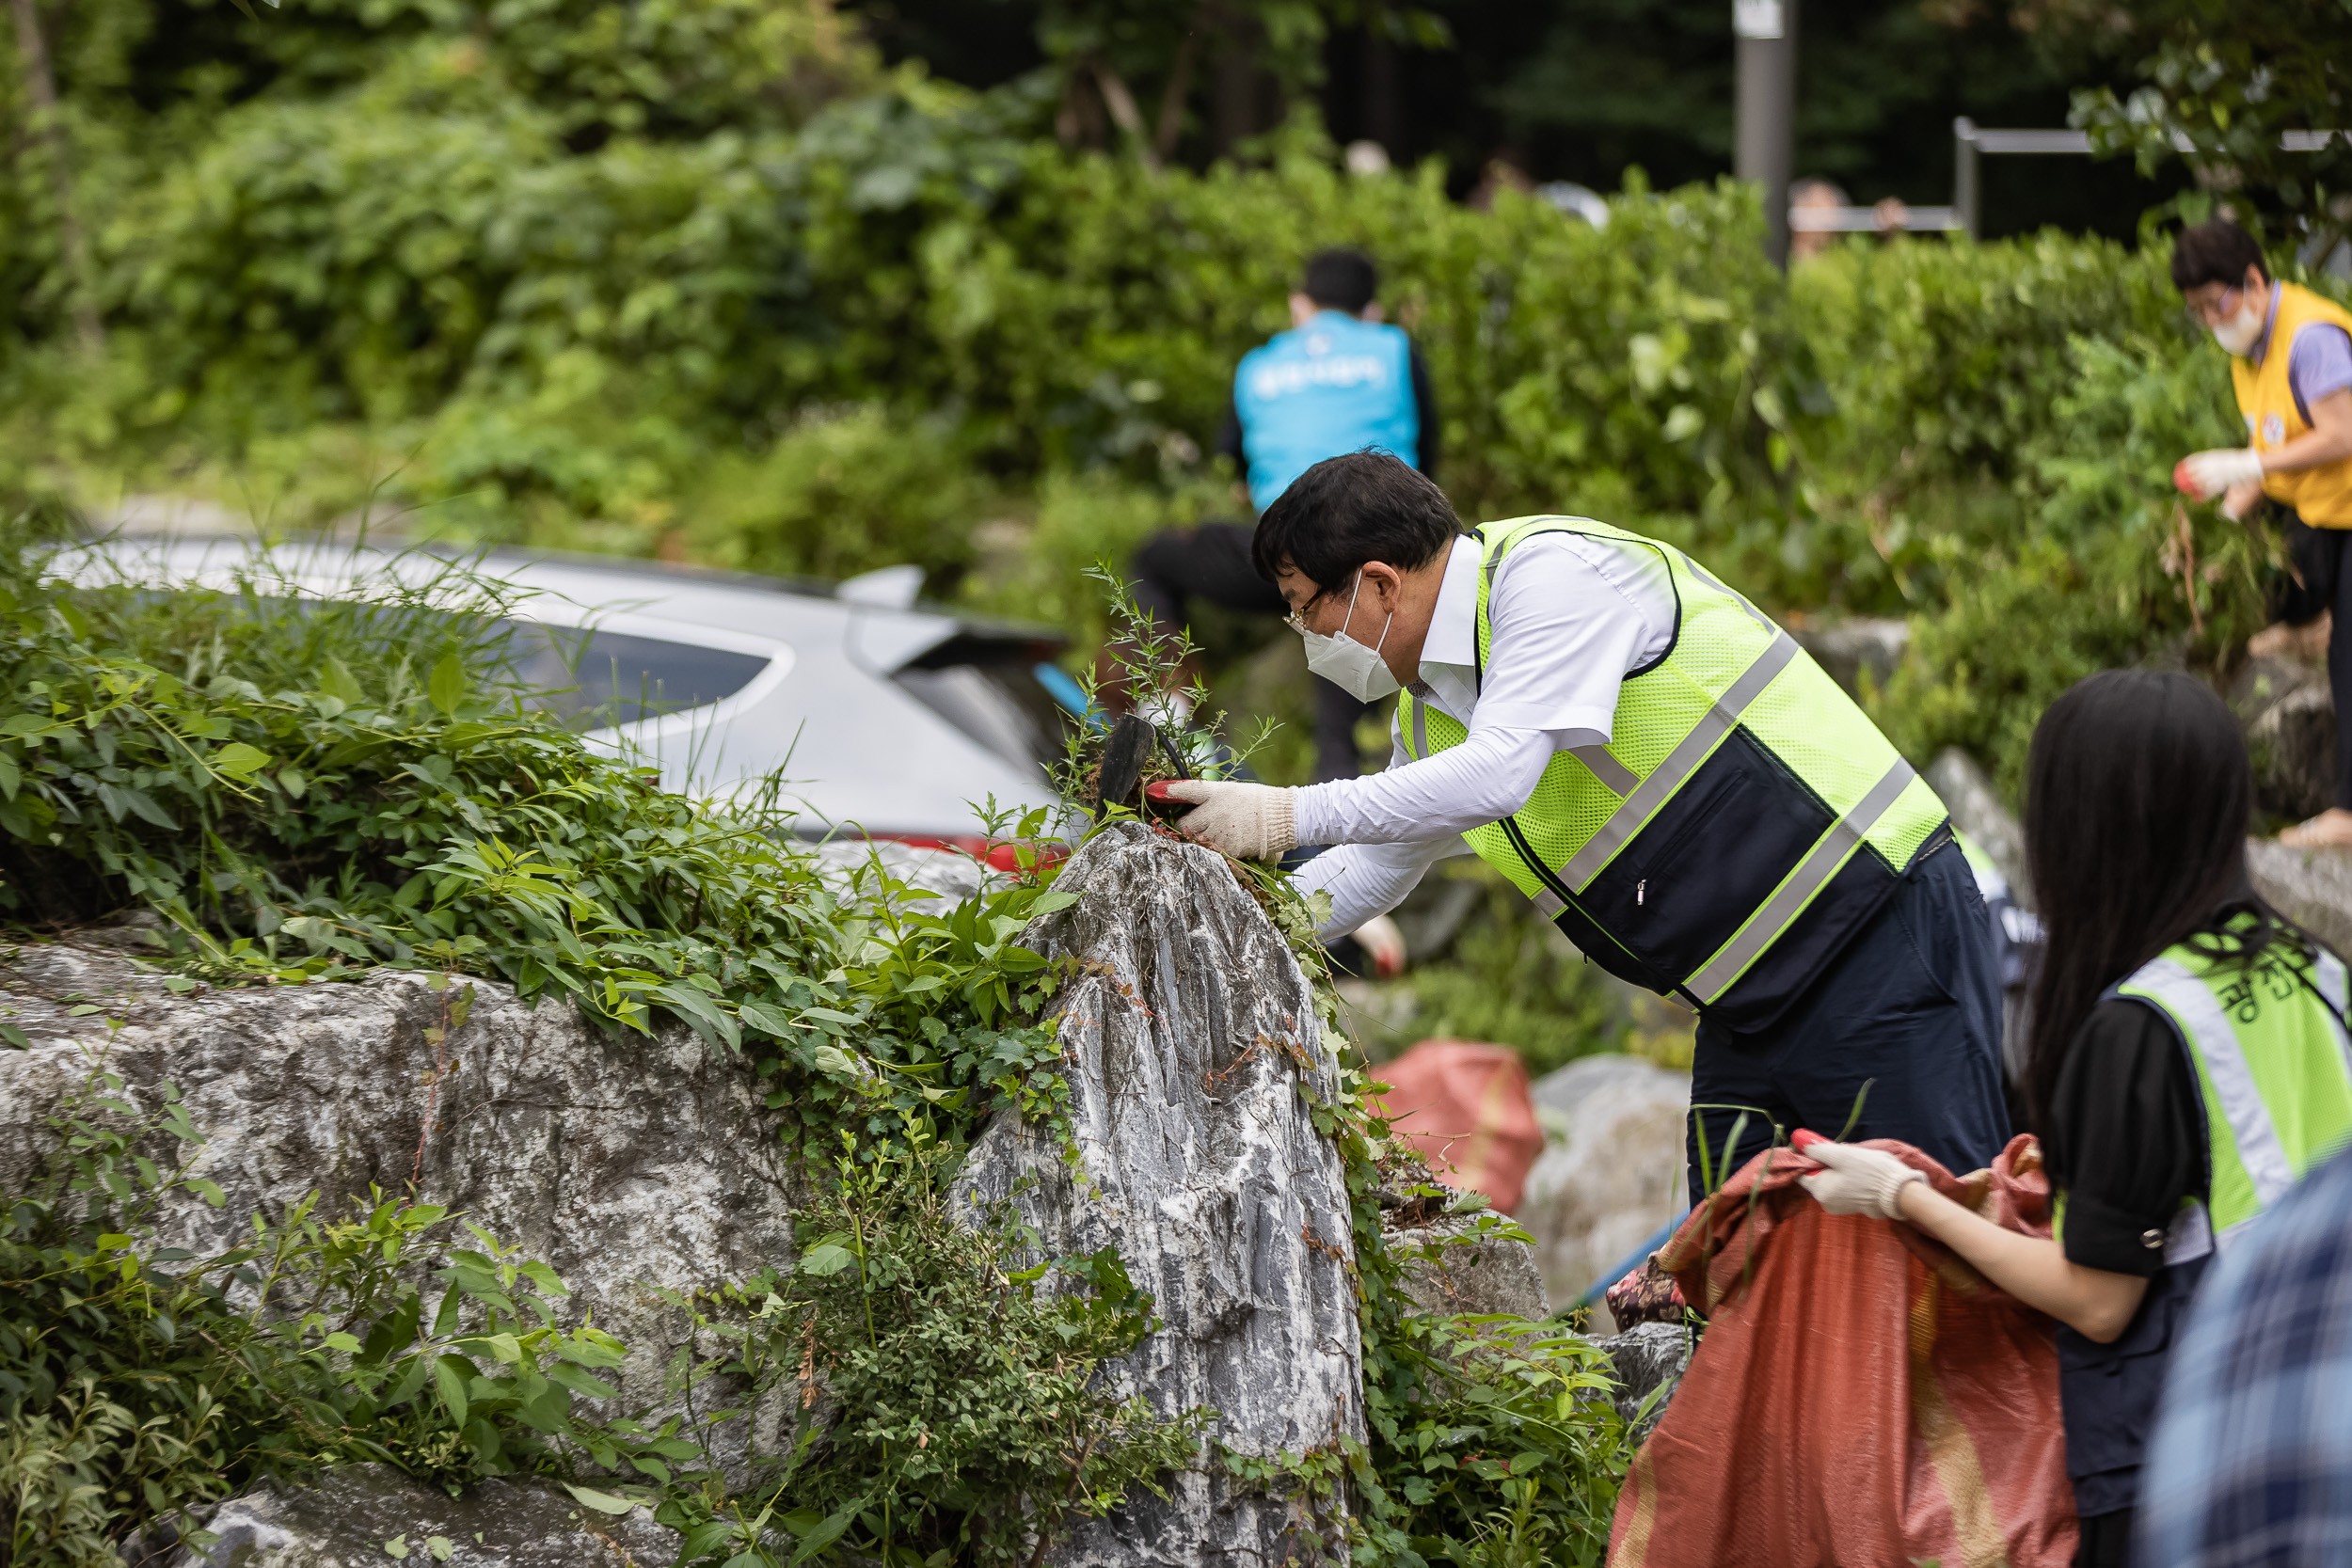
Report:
1608,1134,2076,1568
1371,1040,1544,1214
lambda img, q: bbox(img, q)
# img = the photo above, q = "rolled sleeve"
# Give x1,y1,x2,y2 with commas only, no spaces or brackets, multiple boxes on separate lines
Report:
2044,997,2205,1278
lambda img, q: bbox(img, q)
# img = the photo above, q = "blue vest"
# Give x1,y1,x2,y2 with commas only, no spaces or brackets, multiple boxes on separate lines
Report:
1232,311,1420,513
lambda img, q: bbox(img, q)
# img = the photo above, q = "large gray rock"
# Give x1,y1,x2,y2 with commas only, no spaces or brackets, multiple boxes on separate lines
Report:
2231,654,2338,822
1394,1214,1551,1320
1593,1322,1692,1436
957,823,1361,1564
2249,838,2352,959
1517,1055,1689,1327
1926,747,2028,904
1922,745,2352,970
0,935,798,1436
154,1464,679,1568
1788,616,1909,699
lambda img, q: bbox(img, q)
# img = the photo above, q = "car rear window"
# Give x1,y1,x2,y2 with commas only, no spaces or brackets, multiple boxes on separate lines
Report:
892,634,1072,774
505,624,771,728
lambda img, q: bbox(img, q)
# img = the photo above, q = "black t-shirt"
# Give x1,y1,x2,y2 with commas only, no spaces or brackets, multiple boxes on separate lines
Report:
2041,995,2205,1277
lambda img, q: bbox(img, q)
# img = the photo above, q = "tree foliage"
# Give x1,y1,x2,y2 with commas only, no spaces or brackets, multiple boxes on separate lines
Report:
2056,0,2352,252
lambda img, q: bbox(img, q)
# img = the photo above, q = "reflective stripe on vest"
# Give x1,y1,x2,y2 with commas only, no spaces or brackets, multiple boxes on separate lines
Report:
1555,634,1801,891
2118,937,2352,1240
1679,756,1922,1002
1398,517,1949,1017
2127,957,2300,1216
2321,950,2352,1083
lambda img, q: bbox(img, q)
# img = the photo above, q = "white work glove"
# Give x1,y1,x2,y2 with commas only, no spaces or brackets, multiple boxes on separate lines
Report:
1796,1139,1925,1220
2175,447,2265,501
1154,779,1297,861
1354,912,1407,978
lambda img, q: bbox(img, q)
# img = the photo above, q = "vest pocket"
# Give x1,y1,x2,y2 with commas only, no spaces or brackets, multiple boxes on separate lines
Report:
1578,727,1833,982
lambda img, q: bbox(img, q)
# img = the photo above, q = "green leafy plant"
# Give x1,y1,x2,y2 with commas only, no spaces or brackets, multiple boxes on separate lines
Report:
638,1131,1209,1568
0,1059,688,1563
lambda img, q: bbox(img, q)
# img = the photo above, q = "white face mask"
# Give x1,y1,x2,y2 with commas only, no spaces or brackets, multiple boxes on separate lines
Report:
1295,572,1402,702
2214,292,2265,356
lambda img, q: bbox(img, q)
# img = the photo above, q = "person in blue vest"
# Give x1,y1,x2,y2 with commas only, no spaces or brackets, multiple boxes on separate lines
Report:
1799,670,2352,1568
1125,247,1438,784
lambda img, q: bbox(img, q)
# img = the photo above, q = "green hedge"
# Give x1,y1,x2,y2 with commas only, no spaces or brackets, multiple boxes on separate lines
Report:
8,35,2348,798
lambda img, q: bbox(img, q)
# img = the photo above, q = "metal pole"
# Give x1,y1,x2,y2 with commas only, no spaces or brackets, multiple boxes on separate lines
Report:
1953,117,1979,241
1735,0,1797,267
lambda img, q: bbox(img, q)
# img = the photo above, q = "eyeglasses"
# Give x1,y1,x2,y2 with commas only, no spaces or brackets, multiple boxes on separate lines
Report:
1284,571,1358,636
2183,285,2245,329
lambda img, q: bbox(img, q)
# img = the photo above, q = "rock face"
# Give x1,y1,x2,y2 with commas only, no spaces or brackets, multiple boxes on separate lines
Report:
1924,744,2352,974
2249,839,2352,959
1926,747,2028,903
1395,1214,1551,1320
0,934,798,1430
1596,1322,1692,1436
1517,1055,1689,1326
2231,653,2338,822
154,1465,680,1568
1788,616,1910,699
957,823,1362,1564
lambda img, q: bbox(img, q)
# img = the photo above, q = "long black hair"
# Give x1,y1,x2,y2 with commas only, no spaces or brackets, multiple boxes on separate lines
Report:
2023,670,2312,1132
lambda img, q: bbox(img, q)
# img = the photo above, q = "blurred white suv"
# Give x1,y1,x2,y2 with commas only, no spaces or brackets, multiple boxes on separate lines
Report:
67,532,1077,847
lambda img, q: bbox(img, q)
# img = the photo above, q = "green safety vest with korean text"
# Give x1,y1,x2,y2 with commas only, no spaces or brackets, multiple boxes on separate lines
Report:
1395,516,1951,1029
2114,931,2352,1249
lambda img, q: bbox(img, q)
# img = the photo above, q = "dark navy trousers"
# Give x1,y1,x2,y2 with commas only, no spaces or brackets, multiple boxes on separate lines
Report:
1685,838,2012,1202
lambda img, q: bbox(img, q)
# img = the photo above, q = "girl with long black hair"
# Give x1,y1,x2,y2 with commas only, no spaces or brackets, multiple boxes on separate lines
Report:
1799,670,2352,1565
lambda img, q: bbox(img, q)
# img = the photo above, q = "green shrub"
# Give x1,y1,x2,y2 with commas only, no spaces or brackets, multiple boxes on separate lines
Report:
1868,301,2285,796
0,528,1078,1168
682,1136,1207,1567
1,1068,672,1561
679,404,995,588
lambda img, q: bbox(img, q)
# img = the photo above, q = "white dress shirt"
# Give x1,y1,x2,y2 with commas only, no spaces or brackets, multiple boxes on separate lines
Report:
1293,529,1676,938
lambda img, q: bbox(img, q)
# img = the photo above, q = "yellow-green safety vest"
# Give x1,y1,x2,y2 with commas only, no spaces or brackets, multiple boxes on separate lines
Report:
1396,516,1950,1028
2113,931,2352,1257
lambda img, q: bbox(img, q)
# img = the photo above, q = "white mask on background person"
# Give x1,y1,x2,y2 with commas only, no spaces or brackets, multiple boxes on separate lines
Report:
2214,291,2266,356
1296,571,1402,702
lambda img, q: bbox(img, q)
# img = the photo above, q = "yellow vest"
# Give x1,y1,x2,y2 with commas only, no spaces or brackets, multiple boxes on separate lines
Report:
1396,518,1949,1029
2231,280,2352,529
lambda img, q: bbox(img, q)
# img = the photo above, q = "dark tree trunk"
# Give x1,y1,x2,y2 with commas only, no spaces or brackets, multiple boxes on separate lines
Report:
1361,25,1399,157
9,0,102,350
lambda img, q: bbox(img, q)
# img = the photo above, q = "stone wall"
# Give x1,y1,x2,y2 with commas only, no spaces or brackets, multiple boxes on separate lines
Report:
0,929,798,1432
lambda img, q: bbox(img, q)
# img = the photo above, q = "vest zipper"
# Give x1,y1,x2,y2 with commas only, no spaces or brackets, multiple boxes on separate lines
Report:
1498,814,1685,1003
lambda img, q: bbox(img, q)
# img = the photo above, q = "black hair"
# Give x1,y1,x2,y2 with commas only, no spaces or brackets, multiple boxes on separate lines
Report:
2170,219,2270,293
2022,669,2315,1132
1301,248,1379,315
1250,451,1459,590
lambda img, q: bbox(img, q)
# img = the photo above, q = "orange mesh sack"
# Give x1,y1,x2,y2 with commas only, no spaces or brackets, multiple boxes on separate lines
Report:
1609,1135,2076,1568
1371,1040,1544,1214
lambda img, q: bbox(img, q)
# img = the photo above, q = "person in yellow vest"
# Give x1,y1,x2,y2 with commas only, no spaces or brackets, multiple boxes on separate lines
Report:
1799,670,2352,1567
1155,451,2013,1203
2170,219,2352,847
